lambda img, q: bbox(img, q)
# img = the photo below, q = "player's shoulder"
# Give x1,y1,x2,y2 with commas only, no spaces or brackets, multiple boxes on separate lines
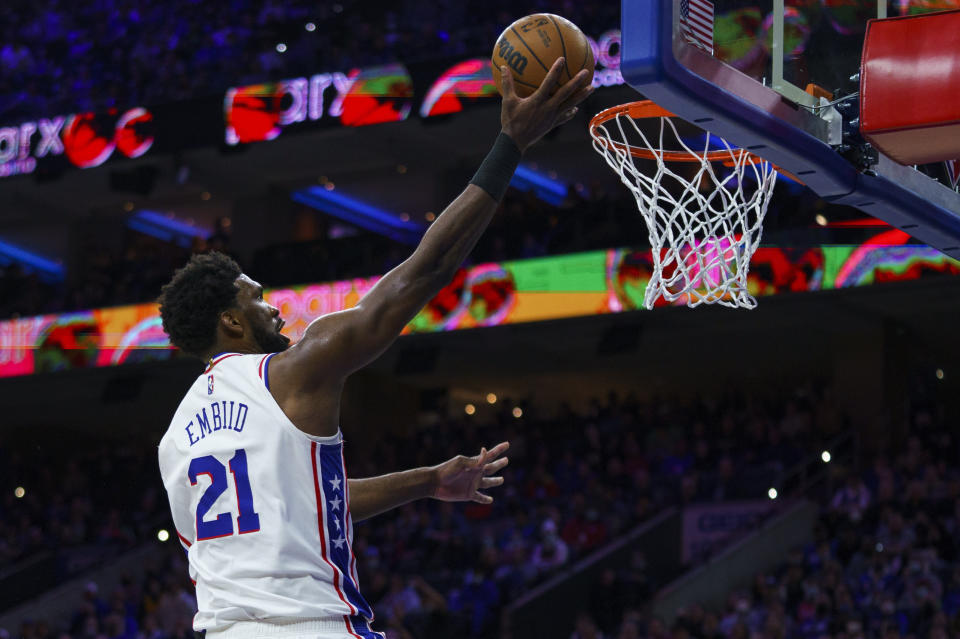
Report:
161,352,272,452
160,382,201,455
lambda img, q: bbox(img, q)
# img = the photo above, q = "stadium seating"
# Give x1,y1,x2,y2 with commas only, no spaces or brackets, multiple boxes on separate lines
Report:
1,386,837,637
567,406,960,639
0,1,618,123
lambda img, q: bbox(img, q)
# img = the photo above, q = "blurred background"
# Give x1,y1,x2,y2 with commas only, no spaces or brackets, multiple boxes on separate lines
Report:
2,1,960,638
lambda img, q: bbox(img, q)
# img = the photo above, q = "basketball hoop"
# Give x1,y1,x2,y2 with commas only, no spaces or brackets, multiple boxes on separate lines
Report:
590,100,779,309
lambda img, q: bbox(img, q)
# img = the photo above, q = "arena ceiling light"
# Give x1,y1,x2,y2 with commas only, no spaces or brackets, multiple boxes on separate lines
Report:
0,238,65,282
126,209,212,248
291,186,425,245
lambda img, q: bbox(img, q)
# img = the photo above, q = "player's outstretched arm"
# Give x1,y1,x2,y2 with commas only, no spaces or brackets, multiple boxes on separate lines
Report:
272,61,593,389
348,442,509,522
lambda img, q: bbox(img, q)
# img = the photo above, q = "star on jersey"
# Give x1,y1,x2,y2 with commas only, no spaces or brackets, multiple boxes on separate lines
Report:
329,477,342,492
332,516,341,530
332,535,346,550
329,496,342,512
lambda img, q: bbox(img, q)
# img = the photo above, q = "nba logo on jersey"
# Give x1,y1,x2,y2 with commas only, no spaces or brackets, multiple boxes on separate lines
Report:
207,375,214,395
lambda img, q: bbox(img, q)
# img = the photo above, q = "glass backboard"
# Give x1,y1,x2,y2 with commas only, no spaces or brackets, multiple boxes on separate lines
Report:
619,0,960,256
711,0,958,107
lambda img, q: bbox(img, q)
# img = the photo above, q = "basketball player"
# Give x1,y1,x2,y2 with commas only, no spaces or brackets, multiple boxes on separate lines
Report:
157,59,593,638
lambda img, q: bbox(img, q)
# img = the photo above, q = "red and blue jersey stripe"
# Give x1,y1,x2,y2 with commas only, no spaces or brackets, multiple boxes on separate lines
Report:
311,440,373,620
345,614,385,639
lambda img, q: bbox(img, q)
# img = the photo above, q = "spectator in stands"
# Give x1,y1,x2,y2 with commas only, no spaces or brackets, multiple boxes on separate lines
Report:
531,518,570,575
831,471,872,522
448,566,499,637
570,611,605,639
376,574,450,637
708,456,741,502
561,495,608,554
590,568,626,636
876,508,915,553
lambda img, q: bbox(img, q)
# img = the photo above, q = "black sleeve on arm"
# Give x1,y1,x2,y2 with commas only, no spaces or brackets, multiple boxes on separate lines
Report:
469,132,522,202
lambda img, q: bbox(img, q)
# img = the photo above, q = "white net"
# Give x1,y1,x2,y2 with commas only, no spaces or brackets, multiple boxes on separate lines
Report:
591,105,778,309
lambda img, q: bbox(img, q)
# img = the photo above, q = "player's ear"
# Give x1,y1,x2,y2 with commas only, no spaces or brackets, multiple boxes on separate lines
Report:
219,308,245,338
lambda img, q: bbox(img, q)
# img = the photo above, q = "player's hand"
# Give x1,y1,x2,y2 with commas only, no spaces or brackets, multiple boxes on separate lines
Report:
499,58,594,153
432,441,510,504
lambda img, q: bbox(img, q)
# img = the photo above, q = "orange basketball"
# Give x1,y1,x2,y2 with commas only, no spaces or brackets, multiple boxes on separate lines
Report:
491,14,596,98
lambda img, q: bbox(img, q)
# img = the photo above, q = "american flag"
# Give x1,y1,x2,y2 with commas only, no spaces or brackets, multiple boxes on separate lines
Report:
946,159,960,192
681,0,715,55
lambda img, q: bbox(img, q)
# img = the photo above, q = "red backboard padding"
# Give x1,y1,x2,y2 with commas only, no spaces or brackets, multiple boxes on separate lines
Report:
860,9,960,165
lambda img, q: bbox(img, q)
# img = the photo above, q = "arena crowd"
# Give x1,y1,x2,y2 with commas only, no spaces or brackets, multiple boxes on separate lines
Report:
0,1,618,123
1,385,839,637
567,404,960,639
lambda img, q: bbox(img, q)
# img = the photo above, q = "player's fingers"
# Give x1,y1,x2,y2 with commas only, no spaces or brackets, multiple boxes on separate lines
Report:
473,492,494,504
549,68,593,107
554,107,578,127
476,446,489,467
532,58,566,104
558,82,595,113
500,66,516,99
481,476,504,489
566,81,596,109
484,456,509,475
485,441,510,459
553,88,593,120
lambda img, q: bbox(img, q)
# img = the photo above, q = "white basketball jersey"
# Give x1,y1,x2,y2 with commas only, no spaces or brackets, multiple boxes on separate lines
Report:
158,352,377,636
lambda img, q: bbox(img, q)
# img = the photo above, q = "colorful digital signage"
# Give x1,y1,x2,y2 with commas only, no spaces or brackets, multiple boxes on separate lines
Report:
1,233,958,379
0,28,625,176
0,107,155,179
221,28,625,145
224,63,415,144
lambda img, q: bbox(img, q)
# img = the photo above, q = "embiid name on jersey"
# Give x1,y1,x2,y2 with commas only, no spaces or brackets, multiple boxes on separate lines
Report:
184,397,249,446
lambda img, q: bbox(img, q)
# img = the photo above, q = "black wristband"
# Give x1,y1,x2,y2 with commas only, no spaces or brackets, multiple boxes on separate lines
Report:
469,132,522,201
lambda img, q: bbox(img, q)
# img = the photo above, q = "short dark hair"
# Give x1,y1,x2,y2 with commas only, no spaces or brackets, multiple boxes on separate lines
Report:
159,252,243,358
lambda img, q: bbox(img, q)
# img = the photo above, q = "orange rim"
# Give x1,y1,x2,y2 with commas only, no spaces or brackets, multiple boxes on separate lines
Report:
590,100,766,165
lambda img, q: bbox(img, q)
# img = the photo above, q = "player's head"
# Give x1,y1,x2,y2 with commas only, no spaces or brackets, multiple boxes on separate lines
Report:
159,252,290,359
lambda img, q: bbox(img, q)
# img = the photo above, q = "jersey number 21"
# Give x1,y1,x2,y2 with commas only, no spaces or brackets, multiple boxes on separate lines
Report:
189,449,261,540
